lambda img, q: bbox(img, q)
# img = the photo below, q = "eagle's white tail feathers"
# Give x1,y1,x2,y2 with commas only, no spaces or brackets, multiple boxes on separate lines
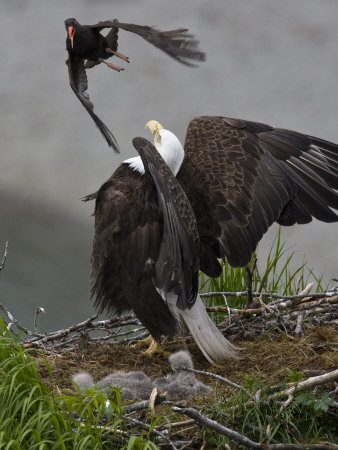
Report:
167,294,240,364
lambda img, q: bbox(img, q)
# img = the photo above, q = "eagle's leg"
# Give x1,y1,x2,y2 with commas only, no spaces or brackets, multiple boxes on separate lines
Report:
97,57,124,71
105,48,130,62
131,335,169,357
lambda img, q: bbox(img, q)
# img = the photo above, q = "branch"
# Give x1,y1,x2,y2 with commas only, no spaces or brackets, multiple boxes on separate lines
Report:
34,307,46,334
123,392,167,414
125,416,178,450
245,257,257,304
0,241,8,271
0,302,42,337
206,305,268,315
294,311,304,336
269,369,338,401
173,406,338,450
23,313,99,346
161,419,195,429
267,444,338,450
181,367,253,399
173,406,261,449
201,290,338,301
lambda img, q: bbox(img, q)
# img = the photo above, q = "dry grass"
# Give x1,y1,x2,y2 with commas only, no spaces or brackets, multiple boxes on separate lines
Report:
35,326,338,396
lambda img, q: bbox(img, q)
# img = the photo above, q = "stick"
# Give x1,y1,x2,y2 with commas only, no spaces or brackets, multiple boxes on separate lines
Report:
123,393,167,414
162,419,195,429
173,406,261,449
0,241,8,271
245,258,257,304
269,369,338,401
0,302,42,337
201,290,338,301
173,407,338,449
206,305,265,314
34,307,45,334
267,444,338,450
125,416,178,450
294,311,304,336
181,367,253,399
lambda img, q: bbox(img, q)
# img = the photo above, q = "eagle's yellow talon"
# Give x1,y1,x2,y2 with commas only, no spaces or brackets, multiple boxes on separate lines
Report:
142,338,170,358
130,335,153,350
131,335,169,357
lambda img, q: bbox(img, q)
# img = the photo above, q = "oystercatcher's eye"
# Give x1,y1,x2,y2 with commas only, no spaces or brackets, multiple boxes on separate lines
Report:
74,20,77,24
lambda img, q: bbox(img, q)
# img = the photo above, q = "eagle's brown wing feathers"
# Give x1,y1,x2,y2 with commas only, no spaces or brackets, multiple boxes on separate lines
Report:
132,137,199,310
91,167,178,340
178,116,338,268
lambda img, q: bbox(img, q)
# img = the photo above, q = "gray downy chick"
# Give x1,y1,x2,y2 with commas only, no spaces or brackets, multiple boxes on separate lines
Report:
154,350,213,398
72,370,153,400
72,350,212,400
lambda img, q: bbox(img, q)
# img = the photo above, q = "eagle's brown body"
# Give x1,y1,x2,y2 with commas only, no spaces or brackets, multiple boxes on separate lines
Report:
87,116,338,362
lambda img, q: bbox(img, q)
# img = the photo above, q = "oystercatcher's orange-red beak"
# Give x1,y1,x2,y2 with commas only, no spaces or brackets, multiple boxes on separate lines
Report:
68,26,75,48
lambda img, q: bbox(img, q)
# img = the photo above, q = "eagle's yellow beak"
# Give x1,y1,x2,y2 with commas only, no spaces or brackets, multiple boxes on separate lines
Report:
145,120,163,143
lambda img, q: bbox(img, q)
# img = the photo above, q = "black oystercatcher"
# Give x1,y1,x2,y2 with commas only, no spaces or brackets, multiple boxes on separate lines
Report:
65,18,205,152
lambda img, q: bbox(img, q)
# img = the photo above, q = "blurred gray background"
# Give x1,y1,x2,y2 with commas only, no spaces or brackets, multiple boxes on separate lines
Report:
0,0,337,331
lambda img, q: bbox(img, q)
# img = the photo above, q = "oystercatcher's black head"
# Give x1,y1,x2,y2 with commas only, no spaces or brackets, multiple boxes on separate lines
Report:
64,18,80,49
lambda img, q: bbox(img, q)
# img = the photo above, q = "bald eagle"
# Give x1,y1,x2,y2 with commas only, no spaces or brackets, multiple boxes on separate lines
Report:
87,116,338,363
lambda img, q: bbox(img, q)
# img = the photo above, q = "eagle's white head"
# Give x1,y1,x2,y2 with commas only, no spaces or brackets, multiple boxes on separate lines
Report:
144,120,184,176
123,120,184,176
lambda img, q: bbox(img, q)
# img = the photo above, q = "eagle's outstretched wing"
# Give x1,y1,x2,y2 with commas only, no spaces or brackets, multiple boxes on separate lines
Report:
178,116,338,268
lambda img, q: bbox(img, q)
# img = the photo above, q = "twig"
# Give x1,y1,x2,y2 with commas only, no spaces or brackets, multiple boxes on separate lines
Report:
225,368,338,417
0,302,42,337
245,258,257,304
0,241,8,271
123,393,167,414
78,421,128,436
268,369,338,401
294,311,304,336
159,419,195,429
280,394,294,412
23,313,100,346
220,294,232,326
125,416,178,450
173,406,261,449
34,307,45,334
206,305,266,314
149,387,158,412
201,290,338,301
298,283,314,296
173,406,338,449
124,331,149,344
168,425,196,438
199,440,207,450
295,275,303,294
181,367,253,399
267,444,338,450
0,282,335,354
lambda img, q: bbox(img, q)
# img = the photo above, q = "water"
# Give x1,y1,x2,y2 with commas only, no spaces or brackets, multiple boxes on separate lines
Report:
0,0,337,330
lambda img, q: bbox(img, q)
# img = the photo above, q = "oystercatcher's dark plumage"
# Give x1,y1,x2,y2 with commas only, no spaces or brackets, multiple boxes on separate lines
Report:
64,18,205,152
